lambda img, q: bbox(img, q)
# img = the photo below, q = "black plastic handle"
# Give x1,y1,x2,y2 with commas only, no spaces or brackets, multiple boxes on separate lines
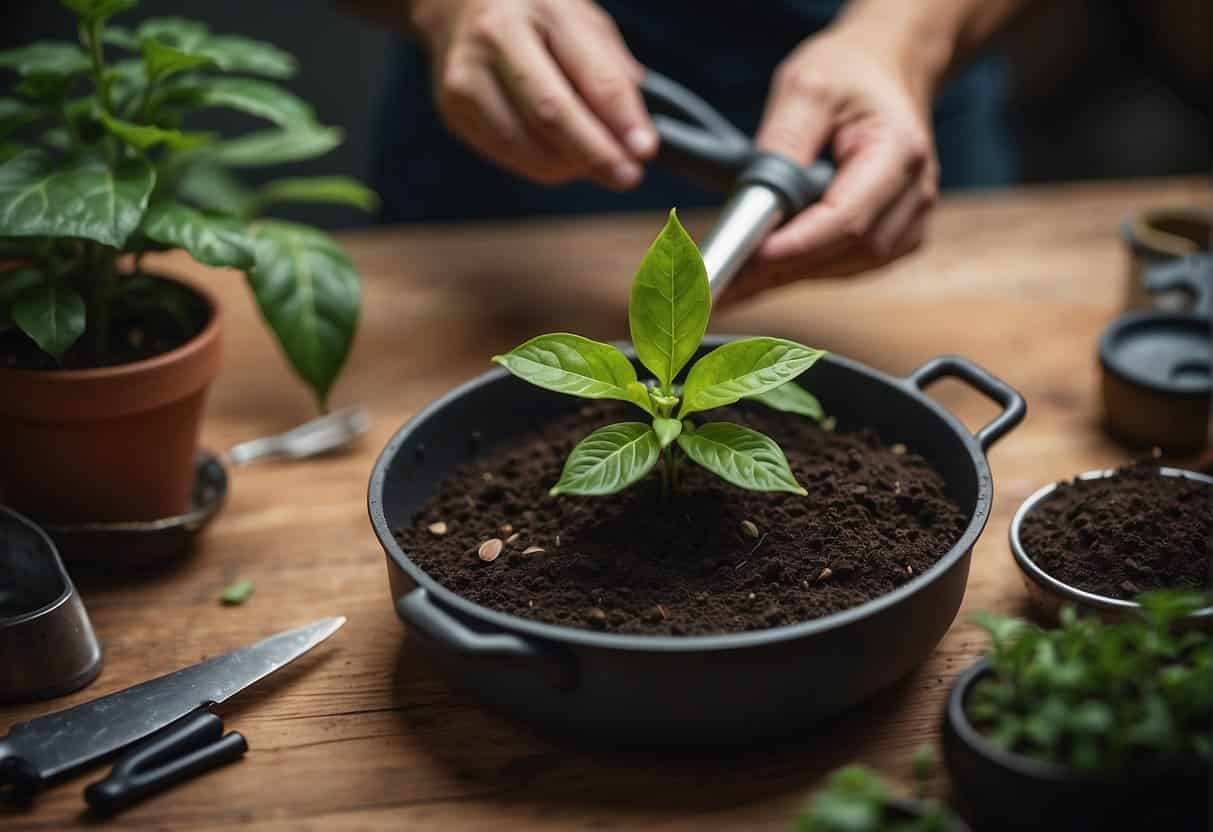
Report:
84,710,247,816
905,356,1026,452
640,69,835,213
397,588,577,690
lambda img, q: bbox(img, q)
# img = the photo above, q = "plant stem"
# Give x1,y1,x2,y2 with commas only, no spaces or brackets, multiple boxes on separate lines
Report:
662,447,679,497
83,20,112,115
90,247,116,361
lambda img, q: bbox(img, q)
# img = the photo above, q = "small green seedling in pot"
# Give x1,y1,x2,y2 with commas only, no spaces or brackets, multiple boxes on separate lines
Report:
969,590,1212,775
493,209,827,497
789,752,951,832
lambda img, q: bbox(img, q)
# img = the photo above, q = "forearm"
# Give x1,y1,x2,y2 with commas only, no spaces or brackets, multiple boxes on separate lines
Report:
829,0,1033,99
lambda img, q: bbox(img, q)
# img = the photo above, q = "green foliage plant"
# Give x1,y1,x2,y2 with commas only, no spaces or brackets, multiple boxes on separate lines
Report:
0,0,376,407
969,591,1212,775
493,209,827,497
789,755,951,832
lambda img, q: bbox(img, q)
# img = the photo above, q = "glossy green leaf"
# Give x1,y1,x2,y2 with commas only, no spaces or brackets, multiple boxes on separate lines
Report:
102,25,140,50
0,266,44,329
652,417,681,449
0,150,154,247
679,337,825,418
247,220,359,407
12,284,85,359
628,208,710,389
59,0,136,22
253,176,378,213
166,77,313,126
197,35,296,79
747,380,825,422
141,200,257,269
676,422,806,494
177,162,254,215
550,422,660,496
0,98,39,137
220,578,255,605
0,42,90,77
98,112,213,151
141,36,214,80
205,124,342,167
137,18,210,52
492,333,651,413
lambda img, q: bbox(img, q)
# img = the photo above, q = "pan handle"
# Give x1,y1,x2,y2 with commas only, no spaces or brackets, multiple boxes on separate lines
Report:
396,588,577,690
905,356,1026,452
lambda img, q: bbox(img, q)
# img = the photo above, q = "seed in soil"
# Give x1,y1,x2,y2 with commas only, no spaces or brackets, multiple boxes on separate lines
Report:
523,546,545,555
740,520,760,539
427,521,448,536
501,523,514,535
816,567,834,583
506,532,520,544
478,538,503,562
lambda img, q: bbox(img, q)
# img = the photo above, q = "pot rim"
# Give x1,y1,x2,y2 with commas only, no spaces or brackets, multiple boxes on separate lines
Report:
1009,467,1213,619
1097,311,1211,398
0,273,220,383
1119,207,1210,258
369,340,1002,652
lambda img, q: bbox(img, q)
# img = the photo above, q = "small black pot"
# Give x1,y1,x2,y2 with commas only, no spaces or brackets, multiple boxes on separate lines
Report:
942,660,1211,831
369,339,1025,745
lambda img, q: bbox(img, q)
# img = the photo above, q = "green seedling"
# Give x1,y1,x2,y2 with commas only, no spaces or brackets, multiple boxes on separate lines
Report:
789,758,950,832
969,590,1212,775
493,210,826,497
0,0,375,407
220,578,255,605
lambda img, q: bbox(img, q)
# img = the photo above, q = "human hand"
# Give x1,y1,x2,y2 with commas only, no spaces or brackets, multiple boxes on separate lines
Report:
408,0,658,190
725,24,941,303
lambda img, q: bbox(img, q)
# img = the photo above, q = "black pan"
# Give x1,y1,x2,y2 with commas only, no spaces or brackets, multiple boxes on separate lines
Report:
368,339,1025,746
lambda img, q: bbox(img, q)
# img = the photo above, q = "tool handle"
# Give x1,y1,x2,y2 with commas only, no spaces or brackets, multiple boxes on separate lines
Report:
84,711,247,816
0,739,40,804
640,69,751,191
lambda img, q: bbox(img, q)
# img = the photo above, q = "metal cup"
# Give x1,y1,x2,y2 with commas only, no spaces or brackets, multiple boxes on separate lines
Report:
1121,206,1211,312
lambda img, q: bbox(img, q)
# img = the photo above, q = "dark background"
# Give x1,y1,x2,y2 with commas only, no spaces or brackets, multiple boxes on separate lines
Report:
3,0,1209,230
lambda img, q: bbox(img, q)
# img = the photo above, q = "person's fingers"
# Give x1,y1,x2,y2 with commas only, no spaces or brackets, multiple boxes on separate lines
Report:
494,24,641,189
754,63,835,164
761,131,925,260
869,170,934,256
434,57,571,181
546,10,657,160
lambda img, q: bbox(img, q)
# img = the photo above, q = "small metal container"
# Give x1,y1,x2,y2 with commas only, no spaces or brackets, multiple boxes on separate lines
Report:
1120,206,1210,312
1008,467,1213,627
1,505,103,703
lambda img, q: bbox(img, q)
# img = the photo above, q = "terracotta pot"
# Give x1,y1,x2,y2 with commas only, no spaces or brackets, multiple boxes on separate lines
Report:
0,277,222,523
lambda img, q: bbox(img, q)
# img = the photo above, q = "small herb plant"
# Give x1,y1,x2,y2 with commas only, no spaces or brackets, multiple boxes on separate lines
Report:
790,754,950,832
0,0,374,406
970,591,1212,774
493,209,826,497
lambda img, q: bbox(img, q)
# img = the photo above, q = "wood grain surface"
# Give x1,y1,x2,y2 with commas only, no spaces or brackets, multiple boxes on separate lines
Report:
3,176,1210,831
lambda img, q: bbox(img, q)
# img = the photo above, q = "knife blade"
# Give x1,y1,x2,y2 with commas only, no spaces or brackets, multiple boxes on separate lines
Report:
0,616,344,796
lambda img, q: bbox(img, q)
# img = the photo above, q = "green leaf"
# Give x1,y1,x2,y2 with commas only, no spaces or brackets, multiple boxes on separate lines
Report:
652,417,681,449
0,98,39,137
0,150,154,247
102,26,140,50
491,333,651,413
254,176,378,213
628,208,710,390
550,422,660,496
177,162,254,215
676,422,806,494
196,35,297,79
205,124,343,167
679,337,825,418
247,220,359,407
141,201,257,269
137,18,210,52
59,0,137,22
747,380,825,422
0,42,90,77
220,578,255,605
98,112,213,151
12,284,85,360
141,36,214,80
0,266,44,329
165,77,314,126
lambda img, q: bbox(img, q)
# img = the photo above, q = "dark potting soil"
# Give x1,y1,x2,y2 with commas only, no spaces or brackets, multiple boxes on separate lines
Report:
394,402,968,636
1019,463,1212,601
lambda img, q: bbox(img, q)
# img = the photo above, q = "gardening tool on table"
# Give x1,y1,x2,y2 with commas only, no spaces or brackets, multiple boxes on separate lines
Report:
640,70,836,297
0,617,345,813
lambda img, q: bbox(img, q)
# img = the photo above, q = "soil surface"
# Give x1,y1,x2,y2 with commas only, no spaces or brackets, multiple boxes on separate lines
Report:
395,402,968,636
1019,463,1212,600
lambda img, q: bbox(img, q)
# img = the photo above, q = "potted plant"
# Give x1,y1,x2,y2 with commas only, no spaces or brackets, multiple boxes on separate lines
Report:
1009,462,1212,625
789,751,969,832
0,0,372,522
369,210,1025,744
942,593,1212,830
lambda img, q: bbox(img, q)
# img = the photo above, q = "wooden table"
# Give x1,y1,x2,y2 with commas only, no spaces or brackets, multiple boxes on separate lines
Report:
4,176,1209,831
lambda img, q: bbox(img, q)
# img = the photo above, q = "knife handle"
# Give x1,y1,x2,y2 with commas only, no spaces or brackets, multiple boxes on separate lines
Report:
0,738,40,805
84,711,247,816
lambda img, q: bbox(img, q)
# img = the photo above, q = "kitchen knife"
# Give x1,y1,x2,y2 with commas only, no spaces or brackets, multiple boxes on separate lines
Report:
0,616,344,800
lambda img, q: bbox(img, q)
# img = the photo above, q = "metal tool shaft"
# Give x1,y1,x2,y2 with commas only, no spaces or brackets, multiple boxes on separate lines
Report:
700,184,786,298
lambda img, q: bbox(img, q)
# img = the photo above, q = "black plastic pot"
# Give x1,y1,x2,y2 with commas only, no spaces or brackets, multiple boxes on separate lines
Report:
942,660,1211,830
368,339,1025,745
